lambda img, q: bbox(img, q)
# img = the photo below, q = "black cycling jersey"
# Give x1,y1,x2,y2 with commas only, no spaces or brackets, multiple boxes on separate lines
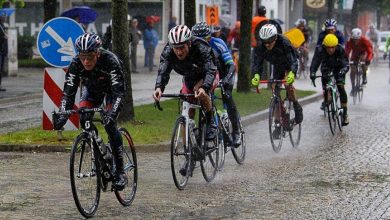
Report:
310,44,349,76
60,49,126,119
155,38,217,92
252,34,299,79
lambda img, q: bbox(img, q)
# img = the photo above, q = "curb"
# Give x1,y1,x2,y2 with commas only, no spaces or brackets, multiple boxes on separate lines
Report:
0,93,322,153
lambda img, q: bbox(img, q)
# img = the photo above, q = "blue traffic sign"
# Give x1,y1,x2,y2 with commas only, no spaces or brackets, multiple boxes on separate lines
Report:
37,17,85,68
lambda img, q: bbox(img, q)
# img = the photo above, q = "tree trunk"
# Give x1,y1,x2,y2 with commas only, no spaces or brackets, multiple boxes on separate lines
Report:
43,0,56,23
350,0,358,29
327,0,334,18
184,0,196,27
112,0,134,121
236,0,252,93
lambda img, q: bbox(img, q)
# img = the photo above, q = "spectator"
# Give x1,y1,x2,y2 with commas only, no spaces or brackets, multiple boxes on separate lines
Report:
129,18,142,73
143,20,159,72
251,5,268,47
0,15,7,91
168,16,177,31
227,21,241,49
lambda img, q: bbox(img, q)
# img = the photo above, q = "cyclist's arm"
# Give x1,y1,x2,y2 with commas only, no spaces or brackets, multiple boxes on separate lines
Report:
213,38,235,76
155,44,173,92
385,37,390,53
309,45,322,74
60,61,81,111
284,38,299,75
251,46,265,77
345,40,352,57
108,58,126,119
336,30,345,46
200,44,217,92
363,38,374,61
339,47,350,74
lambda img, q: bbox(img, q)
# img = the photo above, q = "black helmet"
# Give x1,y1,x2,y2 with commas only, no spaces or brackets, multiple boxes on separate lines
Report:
258,5,266,16
191,22,211,38
75,33,102,53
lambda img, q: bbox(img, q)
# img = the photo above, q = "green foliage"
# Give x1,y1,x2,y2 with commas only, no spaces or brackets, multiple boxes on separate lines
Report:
17,35,35,59
0,0,25,8
18,58,47,68
0,89,315,146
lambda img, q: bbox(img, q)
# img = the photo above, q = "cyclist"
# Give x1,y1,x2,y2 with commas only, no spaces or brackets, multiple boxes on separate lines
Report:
152,25,217,143
53,33,128,190
227,21,241,49
345,28,373,93
191,22,241,146
383,35,390,83
316,19,345,46
251,24,303,139
365,23,379,60
295,18,312,72
310,34,350,126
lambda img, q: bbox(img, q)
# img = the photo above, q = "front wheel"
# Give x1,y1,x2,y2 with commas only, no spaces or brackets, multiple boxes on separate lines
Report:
269,98,283,153
170,116,191,190
70,133,100,218
231,113,246,164
327,89,337,135
200,124,219,182
115,128,138,206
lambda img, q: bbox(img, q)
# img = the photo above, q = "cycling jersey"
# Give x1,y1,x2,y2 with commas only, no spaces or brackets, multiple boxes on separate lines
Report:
345,36,373,62
209,37,235,79
310,45,349,78
317,30,345,46
155,38,217,92
252,34,298,79
60,49,125,120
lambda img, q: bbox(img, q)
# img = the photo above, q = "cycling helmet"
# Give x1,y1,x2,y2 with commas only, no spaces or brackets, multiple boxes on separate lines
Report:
295,18,307,27
191,22,211,38
75,33,102,53
322,34,338,47
351,28,362,40
259,24,277,41
258,5,266,16
168,25,192,47
324,18,337,29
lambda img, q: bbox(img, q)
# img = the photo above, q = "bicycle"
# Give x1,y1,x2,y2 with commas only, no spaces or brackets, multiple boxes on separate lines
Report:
53,108,137,218
256,79,302,152
313,74,343,135
212,80,246,170
155,93,219,190
349,61,365,104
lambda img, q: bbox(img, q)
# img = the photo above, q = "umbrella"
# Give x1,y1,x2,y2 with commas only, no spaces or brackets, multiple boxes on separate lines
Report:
0,8,15,17
61,6,98,24
146,16,160,24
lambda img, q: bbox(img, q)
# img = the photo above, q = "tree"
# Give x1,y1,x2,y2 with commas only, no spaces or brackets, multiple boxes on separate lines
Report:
112,0,134,121
184,0,196,27
43,0,56,23
236,0,252,92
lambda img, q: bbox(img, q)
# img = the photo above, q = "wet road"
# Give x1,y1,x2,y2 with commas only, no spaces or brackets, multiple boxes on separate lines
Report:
2,64,390,219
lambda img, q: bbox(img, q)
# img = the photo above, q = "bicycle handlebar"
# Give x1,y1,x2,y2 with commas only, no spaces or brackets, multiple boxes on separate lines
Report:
311,74,335,87
154,93,195,111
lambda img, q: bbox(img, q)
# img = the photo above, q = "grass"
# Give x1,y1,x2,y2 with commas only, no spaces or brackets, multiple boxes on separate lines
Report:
0,88,315,146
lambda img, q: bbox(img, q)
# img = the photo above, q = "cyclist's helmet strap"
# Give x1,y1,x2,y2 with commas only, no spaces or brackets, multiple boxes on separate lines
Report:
191,22,211,38
75,33,102,54
168,25,192,47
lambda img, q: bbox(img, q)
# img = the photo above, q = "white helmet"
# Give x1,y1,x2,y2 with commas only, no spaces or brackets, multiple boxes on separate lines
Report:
351,28,362,40
259,24,277,41
168,25,192,47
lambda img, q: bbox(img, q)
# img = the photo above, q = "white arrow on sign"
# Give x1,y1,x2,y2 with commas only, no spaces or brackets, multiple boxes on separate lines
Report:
45,26,76,62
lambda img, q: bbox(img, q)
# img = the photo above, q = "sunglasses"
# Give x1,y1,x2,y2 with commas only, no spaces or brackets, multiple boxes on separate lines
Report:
79,53,97,62
262,36,276,45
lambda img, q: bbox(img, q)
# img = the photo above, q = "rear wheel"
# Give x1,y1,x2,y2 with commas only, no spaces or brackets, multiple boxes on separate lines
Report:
287,100,301,148
115,128,137,206
200,124,219,182
70,133,100,218
170,116,191,190
327,89,337,135
269,98,283,153
232,114,246,164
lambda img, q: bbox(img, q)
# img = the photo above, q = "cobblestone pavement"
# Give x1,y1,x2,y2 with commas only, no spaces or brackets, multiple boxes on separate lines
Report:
2,64,390,219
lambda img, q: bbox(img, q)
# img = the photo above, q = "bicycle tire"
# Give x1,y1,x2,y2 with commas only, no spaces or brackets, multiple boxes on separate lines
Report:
231,113,246,164
200,123,219,182
114,128,138,206
335,93,343,132
170,116,191,190
269,98,283,153
327,89,337,135
287,100,301,148
70,132,100,218
216,113,226,171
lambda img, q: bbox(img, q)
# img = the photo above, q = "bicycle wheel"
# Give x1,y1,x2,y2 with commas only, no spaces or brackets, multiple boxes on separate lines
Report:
327,89,337,135
335,94,343,132
231,113,246,164
269,98,283,153
216,114,226,171
357,72,364,103
115,128,137,206
170,116,191,190
287,100,301,148
200,123,219,182
70,132,100,218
